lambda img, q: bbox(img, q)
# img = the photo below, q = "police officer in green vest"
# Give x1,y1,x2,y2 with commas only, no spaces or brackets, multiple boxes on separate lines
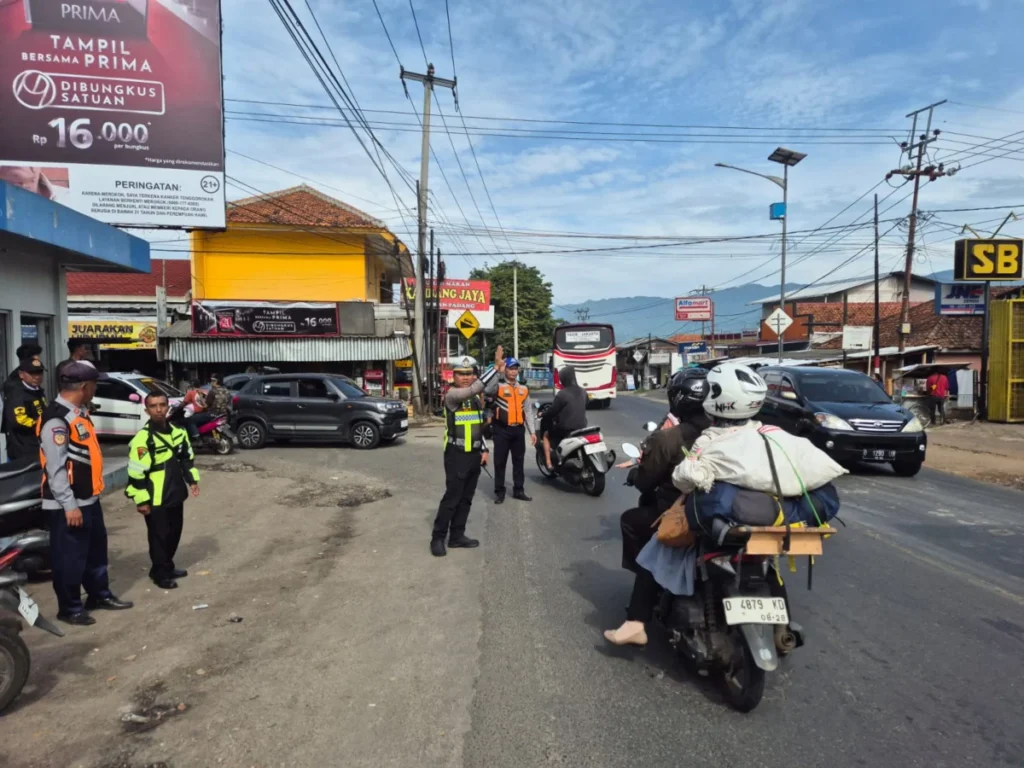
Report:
431,346,505,557
126,392,200,589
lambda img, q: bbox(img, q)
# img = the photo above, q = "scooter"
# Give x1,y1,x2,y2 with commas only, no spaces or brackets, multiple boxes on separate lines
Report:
0,458,50,577
620,441,832,712
193,413,235,455
533,402,615,497
0,531,64,713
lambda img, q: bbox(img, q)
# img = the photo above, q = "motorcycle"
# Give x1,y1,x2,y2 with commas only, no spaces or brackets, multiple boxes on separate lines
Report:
0,531,64,713
620,441,831,712
169,407,235,455
0,459,50,577
533,402,615,497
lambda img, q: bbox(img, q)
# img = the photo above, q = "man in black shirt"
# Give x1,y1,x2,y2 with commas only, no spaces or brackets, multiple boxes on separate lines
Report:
2,354,48,461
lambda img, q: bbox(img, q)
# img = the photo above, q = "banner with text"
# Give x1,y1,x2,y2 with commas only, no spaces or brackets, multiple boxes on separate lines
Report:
192,301,340,337
69,318,157,348
0,0,226,228
935,283,986,316
402,278,490,311
675,296,713,322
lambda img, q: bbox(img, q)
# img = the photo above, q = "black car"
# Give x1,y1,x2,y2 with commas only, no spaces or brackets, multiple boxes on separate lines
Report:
758,366,927,476
232,373,408,450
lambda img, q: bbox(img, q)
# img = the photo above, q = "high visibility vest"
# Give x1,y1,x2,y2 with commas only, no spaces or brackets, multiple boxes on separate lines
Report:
125,423,199,507
444,396,485,452
494,382,528,426
37,400,104,503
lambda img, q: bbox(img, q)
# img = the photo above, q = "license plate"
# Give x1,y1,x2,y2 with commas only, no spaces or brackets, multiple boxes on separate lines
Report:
584,442,607,454
400,419,408,428
862,449,896,461
722,596,789,626
17,587,40,626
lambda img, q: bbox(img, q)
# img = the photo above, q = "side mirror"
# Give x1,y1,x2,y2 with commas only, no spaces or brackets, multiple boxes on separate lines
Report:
621,442,642,459
781,391,799,402
643,421,658,433
128,393,142,403
327,392,340,401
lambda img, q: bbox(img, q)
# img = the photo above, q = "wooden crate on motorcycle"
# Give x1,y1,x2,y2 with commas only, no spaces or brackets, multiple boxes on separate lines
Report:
736,526,836,556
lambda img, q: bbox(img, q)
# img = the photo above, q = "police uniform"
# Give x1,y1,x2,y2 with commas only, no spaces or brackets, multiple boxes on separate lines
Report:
431,364,499,556
126,419,200,587
491,365,533,503
37,363,132,623
3,356,47,461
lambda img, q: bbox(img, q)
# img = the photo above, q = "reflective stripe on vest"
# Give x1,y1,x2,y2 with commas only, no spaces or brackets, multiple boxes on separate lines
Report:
494,383,527,426
444,399,484,452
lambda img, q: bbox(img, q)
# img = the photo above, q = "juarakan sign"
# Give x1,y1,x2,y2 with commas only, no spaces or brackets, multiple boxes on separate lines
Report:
68,319,157,349
402,279,491,311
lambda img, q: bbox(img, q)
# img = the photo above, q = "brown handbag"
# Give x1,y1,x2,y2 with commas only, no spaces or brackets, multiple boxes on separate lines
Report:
653,494,696,547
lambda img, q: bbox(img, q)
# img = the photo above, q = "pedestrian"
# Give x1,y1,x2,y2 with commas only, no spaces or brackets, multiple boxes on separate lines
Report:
55,339,93,382
37,362,133,625
431,347,504,557
126,392,200,589
925,370,949,425
491,357,534,504
2,354,47,461
206,373,231,417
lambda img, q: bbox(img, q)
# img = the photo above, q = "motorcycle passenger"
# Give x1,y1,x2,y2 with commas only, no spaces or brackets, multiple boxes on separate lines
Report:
540,366,587,470
206,374,232,417
620,368,710,574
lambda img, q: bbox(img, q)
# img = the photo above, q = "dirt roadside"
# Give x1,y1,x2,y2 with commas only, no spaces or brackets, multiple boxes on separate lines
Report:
924,421,1024,490
0,426,486,768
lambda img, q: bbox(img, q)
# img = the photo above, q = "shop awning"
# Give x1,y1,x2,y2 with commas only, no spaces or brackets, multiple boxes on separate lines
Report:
165,334,411,364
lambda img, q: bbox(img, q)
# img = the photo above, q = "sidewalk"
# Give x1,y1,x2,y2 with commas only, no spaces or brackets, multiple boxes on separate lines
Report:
924,421,1024,491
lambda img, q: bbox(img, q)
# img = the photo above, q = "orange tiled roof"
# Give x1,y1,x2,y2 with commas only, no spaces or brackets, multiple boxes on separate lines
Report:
226,184,385,229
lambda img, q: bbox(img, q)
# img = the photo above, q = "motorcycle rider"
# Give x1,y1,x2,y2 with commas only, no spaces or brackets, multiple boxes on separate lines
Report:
620,368,710,574
540,366,587,470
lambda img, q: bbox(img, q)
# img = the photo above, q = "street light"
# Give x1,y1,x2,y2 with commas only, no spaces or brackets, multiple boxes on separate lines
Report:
715,147,806,361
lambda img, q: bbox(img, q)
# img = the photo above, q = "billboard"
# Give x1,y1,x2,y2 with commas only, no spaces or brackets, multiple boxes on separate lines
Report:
69,317,157,348
936,283,986,316
402,279,490,311
953,239,1024,281
192,300,340,337
0,0,225,228
675,296,713,322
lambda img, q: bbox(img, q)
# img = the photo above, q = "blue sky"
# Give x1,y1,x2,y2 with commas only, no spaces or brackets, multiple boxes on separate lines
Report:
156,0,1024,306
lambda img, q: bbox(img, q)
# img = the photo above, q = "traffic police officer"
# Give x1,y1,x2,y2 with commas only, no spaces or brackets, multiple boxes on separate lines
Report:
3,354,47,460
431,346,504,557
491,357,534,504
38,362,133,625
126,392,200,589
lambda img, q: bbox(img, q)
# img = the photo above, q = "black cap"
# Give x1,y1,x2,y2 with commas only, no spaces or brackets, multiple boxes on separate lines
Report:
60,361,107,383
19,356,45,374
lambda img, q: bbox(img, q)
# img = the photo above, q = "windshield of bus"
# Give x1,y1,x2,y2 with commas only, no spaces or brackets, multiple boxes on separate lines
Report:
554,325,614,353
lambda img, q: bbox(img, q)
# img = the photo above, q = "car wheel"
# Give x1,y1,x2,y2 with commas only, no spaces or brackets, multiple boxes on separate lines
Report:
892,457,923,477
351,421,381,450
237,420,267,450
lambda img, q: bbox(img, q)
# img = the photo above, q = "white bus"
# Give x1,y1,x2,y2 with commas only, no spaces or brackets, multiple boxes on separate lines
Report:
552,323,616,408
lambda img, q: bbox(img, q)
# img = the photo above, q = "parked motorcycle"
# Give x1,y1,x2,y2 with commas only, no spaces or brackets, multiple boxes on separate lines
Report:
0,459,51,578
168,407,235,455
534,402,615,496
620,441,832,712
0,531,64,713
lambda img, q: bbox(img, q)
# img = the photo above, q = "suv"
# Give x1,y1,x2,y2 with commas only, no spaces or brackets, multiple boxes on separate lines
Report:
758,366,927,476
232,373,407,450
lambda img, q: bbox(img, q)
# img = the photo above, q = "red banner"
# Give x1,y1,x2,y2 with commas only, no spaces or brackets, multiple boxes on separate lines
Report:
402,278,490,311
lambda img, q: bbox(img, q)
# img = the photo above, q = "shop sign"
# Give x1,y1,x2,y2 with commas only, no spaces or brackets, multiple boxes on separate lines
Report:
191,300,339,337
402,279,490,311
68,318,157,349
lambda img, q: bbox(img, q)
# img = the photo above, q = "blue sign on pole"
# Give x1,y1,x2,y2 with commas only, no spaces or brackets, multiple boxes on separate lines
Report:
678,341,708,355
770,202,786,221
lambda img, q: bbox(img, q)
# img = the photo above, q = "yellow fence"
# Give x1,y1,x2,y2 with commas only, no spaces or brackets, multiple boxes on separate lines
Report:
987,298,1024,422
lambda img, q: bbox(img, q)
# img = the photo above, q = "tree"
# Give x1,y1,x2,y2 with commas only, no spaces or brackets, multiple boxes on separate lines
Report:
469,261,560,358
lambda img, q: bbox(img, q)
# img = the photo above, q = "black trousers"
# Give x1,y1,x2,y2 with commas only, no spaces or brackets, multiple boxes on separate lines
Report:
49,501,112,615
145,502,184,581
492,423,526,496
626,567,661,623
433,449,482,540
621,505,661,573
930,396,946,424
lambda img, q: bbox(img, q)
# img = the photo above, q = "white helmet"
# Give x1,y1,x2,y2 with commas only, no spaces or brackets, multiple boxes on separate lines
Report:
703,363,767,420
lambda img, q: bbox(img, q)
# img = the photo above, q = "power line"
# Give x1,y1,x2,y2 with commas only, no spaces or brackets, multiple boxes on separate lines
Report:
407,0,429,67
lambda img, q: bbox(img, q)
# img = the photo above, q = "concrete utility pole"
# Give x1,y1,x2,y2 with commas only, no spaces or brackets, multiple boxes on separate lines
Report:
401,63,456,412
887,100,952,359
873,194,881,380
513,265,519,360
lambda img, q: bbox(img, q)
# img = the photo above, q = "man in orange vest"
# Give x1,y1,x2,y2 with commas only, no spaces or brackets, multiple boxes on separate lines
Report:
38,362,133,625
491,357,534,504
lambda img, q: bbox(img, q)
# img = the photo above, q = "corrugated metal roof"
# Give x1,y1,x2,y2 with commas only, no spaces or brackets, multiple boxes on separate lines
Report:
166,335,411,364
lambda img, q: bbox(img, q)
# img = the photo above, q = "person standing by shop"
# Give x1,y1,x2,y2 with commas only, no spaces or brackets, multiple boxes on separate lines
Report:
55,339,93,382
926,370,949,426
38,363,133,625
491,358,533,504
126,392,200,589
3,355,47,461
431,347,504,557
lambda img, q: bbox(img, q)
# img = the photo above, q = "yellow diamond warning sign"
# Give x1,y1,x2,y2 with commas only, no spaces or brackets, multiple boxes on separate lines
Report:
456,309,480,339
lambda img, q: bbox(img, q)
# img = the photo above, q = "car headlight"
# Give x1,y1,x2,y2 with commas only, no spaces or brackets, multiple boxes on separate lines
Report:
902,417,924,433
814,412,853,431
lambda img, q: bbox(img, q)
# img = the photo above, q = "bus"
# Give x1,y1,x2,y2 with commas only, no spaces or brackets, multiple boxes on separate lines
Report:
552,323,616,408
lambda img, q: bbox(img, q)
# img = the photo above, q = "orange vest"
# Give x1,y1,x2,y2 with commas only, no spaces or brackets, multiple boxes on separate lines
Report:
494,382,529,426
37,400,105,503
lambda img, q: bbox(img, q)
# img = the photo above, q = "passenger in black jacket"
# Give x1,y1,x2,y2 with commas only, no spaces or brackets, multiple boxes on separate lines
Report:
540,366,587,469
620,368,710,573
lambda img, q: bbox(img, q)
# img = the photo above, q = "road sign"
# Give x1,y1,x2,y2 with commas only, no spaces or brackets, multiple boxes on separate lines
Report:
633,350,645,362
954,239,1024,281
764,308,793,337
455,309,480,339
675,296,713,322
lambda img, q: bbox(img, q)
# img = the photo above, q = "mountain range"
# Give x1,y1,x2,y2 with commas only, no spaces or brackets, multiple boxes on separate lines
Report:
556,269,958,343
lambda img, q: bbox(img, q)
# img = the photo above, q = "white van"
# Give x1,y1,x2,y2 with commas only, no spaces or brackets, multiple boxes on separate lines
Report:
91,373,184,437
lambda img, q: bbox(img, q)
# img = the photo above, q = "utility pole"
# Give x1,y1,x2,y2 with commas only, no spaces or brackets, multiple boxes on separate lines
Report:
873,193,881,382
513,264,519,360
427,228,435,410
401,63,456,413
887,100,951,360
778,162,789,362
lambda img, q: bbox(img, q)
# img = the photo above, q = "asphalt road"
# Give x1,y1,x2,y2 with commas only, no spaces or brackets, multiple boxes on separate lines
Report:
465,393,1024,768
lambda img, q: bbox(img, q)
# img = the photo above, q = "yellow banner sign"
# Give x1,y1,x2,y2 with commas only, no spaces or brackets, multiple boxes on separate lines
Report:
954,239,1024,281
68,320,158,349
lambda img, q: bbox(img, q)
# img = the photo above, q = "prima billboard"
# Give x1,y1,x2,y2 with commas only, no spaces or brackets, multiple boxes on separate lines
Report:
0,0,225,228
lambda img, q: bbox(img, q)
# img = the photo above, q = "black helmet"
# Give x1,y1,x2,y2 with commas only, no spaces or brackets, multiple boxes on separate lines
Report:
667,368,709,419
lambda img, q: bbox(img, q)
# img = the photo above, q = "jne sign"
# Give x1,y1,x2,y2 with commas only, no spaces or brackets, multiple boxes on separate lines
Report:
935,283,986,316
